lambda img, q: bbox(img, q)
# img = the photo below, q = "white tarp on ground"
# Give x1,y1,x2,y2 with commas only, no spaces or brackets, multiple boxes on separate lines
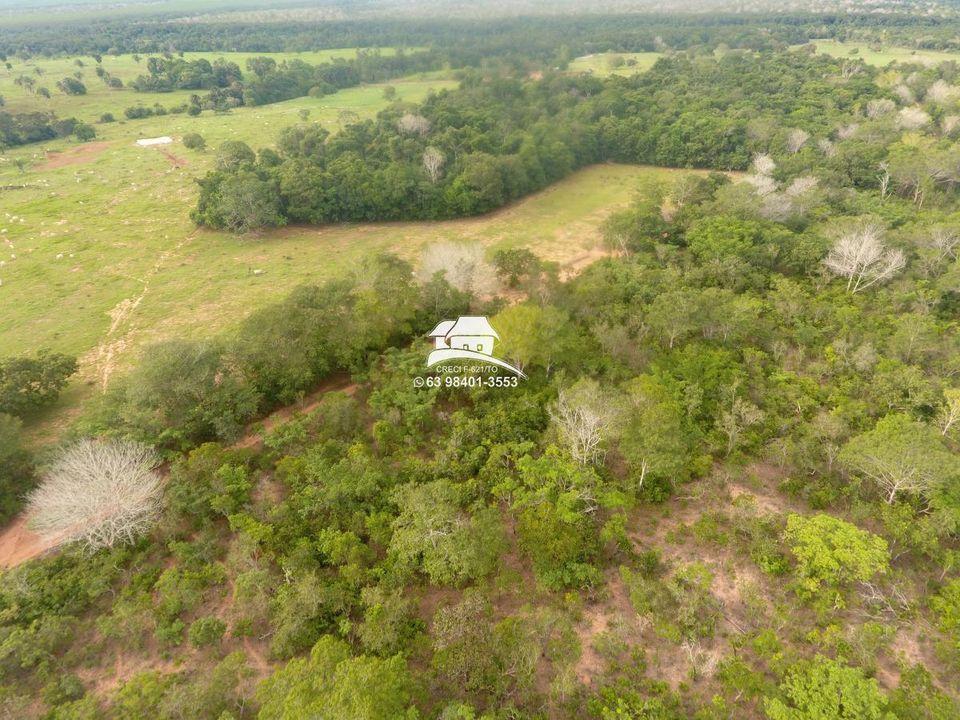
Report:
135,136,173,147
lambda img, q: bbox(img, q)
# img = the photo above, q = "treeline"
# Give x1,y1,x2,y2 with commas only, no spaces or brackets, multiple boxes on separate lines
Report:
4,12,954,62
81,254,470,451
125,50,440,115
194,51,885,229
129,55,242,92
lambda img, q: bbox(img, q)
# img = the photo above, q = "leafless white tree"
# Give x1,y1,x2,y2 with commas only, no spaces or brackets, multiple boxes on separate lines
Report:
817,138,836,157
422,146,445,183
917,228,960,275
785,175,819,197
897,106,932,130
719,389,764,456
751,152,775,176
943,115,960,137
837,123,859,140
865,98,896,119
926,79,960,104
840,61,863,80
894,84,915,105
786,128,810,154
823,222,906,293
26,439,162,552
936,389,960,437
550,380,615,466
397,113,431,136
747,173,777,198
418,241,498,297
878,162,891,198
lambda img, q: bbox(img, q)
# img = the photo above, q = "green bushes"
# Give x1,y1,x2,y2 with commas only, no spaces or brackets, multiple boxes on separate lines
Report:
0,414,32,522
0,350,77,417
784,514,889,603
182,132,205,150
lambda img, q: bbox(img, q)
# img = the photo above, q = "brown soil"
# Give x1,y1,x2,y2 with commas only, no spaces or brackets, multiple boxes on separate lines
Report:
231,375,358,451
0,515,57,569
0,377,357,570
159,148,188,168
36,141,112,171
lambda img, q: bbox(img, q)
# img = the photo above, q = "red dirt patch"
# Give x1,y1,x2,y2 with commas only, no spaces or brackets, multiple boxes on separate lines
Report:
159,148,188,168
232,375,358,451
0,514,56,569
36,141,112,170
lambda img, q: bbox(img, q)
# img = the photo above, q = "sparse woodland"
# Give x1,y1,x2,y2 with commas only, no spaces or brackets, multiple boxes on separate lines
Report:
4,5,960,720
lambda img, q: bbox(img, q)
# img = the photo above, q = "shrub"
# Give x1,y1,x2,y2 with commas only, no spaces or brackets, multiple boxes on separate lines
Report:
188,617,226,648
0,350,77,417
182,132,205,150
73,122,95,141
98,112,115,123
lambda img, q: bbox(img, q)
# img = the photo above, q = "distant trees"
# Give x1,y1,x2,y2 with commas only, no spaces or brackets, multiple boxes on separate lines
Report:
26,439,163,551
182,132,205,150
823,223,905,293
55,77,86,95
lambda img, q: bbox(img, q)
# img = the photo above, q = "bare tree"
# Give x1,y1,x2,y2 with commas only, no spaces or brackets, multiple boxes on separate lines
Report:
865,98,896,119
917,228,960,275
786,128,810,154
897,106,931,130
422,146,445,183
926,79,959,104
817,138,836,158
878,161,891,199
942,115,960,137
550,380,615,466
751,152,775,176
893,84,915,105
936,388,960,437
719,387,764,456
418,241,498,297
397,113,431,136
823,223,906,293
26,439,162,552
836,123,859,140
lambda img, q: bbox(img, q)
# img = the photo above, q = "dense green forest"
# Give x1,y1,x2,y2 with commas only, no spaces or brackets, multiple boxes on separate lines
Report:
4,3,960,719
193,51,886,228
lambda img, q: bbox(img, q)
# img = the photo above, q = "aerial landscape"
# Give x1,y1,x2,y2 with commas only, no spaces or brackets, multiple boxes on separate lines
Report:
3,0,960,717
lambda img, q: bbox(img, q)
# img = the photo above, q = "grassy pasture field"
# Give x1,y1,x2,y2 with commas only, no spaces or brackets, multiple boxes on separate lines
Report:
0,48,419,121
567,52,662,76
0,56,694,442
798,39,960,67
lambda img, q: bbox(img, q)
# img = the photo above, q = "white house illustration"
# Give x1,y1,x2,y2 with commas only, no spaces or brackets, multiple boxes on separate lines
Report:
428,316,499,355
425,316,525,377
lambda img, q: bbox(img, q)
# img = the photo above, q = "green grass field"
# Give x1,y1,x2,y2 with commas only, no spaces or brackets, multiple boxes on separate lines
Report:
0,48,420,121
798,40,960,67
0,53,698,442
567,52,662,77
